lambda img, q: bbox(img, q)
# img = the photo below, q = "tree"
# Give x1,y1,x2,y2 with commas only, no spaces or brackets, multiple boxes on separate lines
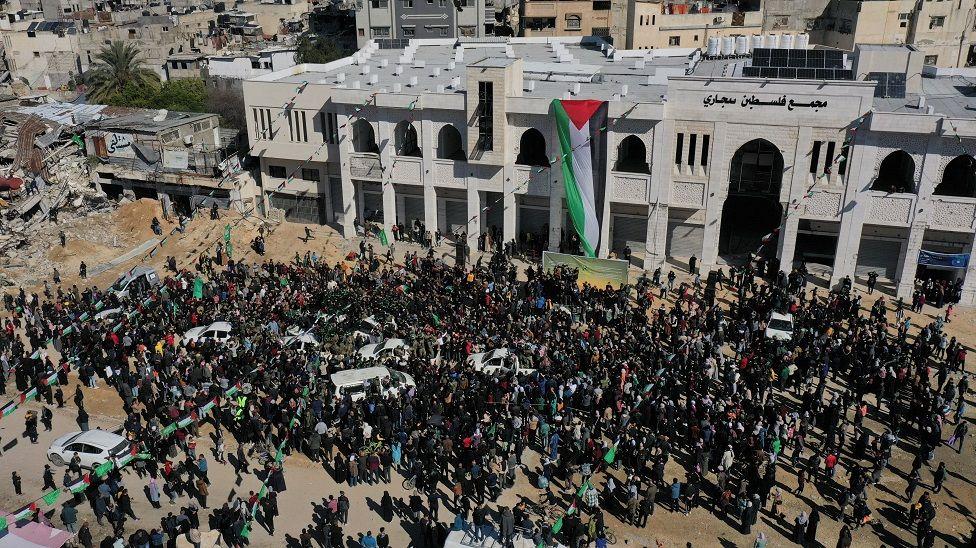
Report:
108,78,208,112
295,34,347,64
86,41,160,103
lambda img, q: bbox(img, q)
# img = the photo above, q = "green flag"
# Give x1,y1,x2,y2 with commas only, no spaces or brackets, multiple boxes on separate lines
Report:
241,523,251,539
274,448,284,463
224,224,232,243
42,489,61,505
258,484,268,499
432,313,441,326
225,242,233,260
193,277,204,299
94,461,113,477
551,516,564,534
576,481,590,498
379,229,389,246
161,423,178,437
0,516,6,532
604,442,618,464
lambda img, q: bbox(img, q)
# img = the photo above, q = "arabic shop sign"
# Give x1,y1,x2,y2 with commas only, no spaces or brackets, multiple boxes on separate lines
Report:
702,94,828,111
105,132,135,158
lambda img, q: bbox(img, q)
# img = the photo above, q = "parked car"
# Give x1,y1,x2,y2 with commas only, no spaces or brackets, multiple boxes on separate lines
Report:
466,348,536,376
765,312,794,341
282,332,320,353
329,366,416,401
183,321,233,345
48,430,130,468
356,338,409,362
351,315,397,343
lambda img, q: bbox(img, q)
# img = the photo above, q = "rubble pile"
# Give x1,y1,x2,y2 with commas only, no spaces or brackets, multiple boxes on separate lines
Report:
0,110,124,286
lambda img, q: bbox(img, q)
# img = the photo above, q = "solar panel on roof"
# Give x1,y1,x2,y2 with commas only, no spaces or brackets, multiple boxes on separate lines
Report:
760,67,777,78
742,66,761,77
866,72,906,98
825,50,844,68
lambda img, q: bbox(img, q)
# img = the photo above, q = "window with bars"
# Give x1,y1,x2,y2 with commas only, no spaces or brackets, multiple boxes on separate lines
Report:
320,111,339,144
477,81,493,151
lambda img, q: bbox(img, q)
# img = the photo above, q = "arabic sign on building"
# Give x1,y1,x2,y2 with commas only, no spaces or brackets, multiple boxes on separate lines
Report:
702,94,828,111
105,132,134,158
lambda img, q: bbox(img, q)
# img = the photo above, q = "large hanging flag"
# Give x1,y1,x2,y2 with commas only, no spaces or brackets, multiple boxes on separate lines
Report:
552,99,607,258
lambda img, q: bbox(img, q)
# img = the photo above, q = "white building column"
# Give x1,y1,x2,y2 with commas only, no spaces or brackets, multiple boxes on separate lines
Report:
336,111,356,237
895,223,926,300
830,127,871,288
377,120,396,238
547,173,563,252
700,121,729,269
503,164,517,245
777,126,813,271
959,231,976,306
420,118,436,237
644,119,672,271
466,185,481,257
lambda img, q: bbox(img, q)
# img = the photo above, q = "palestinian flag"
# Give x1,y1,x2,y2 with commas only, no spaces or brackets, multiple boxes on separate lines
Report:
12,503,37,521
552,99,607,258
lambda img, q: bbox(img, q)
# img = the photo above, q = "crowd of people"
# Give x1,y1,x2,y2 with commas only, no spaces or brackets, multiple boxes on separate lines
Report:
0,235,972,548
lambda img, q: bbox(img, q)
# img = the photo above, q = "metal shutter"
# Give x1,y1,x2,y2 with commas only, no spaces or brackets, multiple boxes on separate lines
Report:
519,207,548,238
666,222,703,258
611,215,647,254
402,196,425,227
269,194,325,224
855,239,900,278
329,177,343,223
362,191,383,221
445,200,468,235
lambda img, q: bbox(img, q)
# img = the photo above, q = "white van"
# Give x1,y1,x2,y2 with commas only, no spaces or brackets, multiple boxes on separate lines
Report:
330,366,416,401
466,348,536,376
765,312,794,341
109,266,161,298
183,321,233,345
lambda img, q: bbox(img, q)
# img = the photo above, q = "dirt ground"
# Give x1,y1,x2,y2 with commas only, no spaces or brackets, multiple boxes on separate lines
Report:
0,200,974,547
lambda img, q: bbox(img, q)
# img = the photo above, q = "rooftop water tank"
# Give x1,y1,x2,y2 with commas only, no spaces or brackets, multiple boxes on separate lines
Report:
781,33,794,49
751,34,764,50
720,36,735,57
706,36,720,57
735,35,749,56
796,33,810,50
766,34,780,49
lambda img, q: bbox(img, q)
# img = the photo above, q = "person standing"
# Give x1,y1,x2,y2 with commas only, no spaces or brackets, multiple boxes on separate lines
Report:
669,478,681,513
60,503,78,533
932,462,947,493
381,491,394,522
337,491,350,524
42,464,57,490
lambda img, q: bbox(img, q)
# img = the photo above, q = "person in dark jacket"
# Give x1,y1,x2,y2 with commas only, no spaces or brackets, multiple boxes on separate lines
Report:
381,491,395,522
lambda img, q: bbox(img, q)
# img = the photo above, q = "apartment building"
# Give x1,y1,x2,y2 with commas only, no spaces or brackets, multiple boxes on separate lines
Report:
520,0,613,38
353,0,493,46
808,0,976,68
627,0,763,50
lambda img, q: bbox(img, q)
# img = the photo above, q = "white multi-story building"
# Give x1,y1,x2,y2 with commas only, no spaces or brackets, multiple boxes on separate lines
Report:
243,37,976,304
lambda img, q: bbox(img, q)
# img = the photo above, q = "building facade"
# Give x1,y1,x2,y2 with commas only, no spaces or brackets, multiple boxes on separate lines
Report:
626,0,763,50
354,0,493,47
243,38,976,304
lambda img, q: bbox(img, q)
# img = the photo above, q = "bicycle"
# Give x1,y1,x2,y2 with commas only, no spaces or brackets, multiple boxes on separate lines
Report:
402,474,417,491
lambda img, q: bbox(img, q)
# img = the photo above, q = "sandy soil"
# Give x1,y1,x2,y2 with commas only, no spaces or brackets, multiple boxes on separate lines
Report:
0,201,974,547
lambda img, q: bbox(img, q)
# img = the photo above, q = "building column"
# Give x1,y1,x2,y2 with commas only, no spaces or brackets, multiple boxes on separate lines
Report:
700,121,729,269
547,171,563,252
829,126,871,288
777,126,812,272
503,164,517,244
466,185,481,257
959,231,976,306
377,119,396,238
895,223,926,300
337,111,356,237
597,128,613,259
645,119,672,271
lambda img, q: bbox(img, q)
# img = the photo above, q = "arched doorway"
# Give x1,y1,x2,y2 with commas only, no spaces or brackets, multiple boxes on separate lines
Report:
437,124,464,160
615,135,649,173
871,150,915,193
720,139,785,258
394,120,421,157
352,119,378,153
934,155,976,198
515,129,549,167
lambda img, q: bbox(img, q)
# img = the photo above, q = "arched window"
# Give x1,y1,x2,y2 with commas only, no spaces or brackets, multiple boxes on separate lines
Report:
615,135,648,173
871,150,915,193
351,119,378,153
437,124,464,160
566,14,581,30
394,120,421,157
729,139,784,195
516,129,549,167
934,154,976,198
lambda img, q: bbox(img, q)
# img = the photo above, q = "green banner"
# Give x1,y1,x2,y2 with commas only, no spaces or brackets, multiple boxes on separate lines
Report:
542,251,629,289
193,278,204,299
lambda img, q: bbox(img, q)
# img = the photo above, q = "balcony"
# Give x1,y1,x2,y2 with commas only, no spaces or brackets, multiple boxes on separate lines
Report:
390,156,422,185
867,192,915,226
349,153,382,181
928,196,976,231
610,171,650,204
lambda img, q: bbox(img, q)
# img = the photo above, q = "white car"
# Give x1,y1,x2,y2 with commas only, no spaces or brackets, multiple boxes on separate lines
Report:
48,430,130,468
765,312,794,341
466,348,537,376
183,321,233,345
282,332,320,352
94,307,123,321
356,338,409,362
330,366,417,401
351,315,397,343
